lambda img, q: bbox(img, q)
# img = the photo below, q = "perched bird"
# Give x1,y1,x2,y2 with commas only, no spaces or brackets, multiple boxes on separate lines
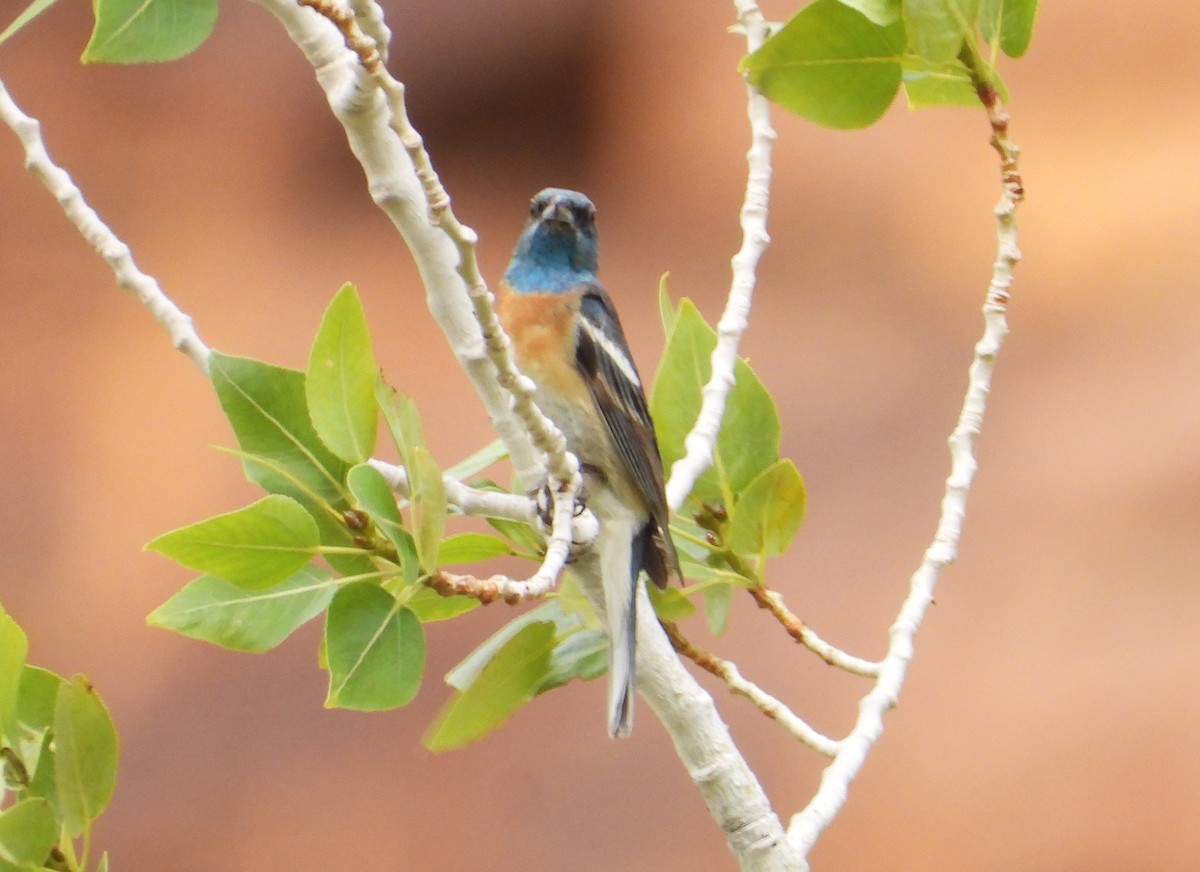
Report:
497,188,680,737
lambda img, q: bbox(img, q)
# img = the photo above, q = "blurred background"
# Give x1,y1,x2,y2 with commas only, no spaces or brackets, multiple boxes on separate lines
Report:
1,1,1197,869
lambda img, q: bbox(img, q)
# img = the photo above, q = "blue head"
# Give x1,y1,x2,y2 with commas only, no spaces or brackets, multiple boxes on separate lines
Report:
503,188,599,293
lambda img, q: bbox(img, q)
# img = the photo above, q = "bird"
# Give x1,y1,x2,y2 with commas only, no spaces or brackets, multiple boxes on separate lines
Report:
497,188,681,737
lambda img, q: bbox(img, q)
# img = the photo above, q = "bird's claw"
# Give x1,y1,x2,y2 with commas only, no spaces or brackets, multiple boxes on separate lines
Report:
534,483,593,548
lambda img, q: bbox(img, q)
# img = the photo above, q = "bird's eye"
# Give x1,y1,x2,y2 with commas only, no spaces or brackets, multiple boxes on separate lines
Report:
530,199,542,220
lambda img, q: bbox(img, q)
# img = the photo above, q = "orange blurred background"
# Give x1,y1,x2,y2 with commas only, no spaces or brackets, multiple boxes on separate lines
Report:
1,1,1198,869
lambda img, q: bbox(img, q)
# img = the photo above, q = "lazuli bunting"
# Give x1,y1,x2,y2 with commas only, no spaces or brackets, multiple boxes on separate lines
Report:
498,188,681,737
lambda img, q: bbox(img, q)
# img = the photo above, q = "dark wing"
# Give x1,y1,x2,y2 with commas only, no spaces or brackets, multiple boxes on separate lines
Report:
575,285,680,587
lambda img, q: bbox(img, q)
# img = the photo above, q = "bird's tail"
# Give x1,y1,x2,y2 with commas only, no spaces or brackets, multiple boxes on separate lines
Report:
603,518,648,738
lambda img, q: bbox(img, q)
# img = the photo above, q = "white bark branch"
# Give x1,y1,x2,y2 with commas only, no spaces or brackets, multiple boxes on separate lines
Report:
749,587,882,678
367,458,534,522
788,92,1023,856
663,622,840,758
261,0,587,604
347,0,390,65
572,561,806,872
0,77,210,373
665,0,775,513
256,0,546,486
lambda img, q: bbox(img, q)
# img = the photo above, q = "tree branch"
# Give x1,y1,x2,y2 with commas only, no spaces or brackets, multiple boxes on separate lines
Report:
665,0,776,513
0,77,210,373
367,458,534,522
788,92,1024,856
748,587,881,678
256,0,549,487
285,0,585,599
663,622,840,757
573,558,806,872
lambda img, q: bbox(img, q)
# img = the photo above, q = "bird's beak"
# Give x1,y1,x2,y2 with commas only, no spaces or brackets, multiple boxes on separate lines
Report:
540,200,574,226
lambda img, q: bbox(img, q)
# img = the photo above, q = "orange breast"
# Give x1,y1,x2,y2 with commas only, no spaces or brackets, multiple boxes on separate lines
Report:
496,285,584,395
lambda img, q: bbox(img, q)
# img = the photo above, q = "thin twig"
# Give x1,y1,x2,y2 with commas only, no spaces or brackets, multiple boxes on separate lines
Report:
788,91,1024,856
347,0,391,67
663,622,839,757
0,77,210,373
748,587,881,678
665,0,776,513
367,458,537,523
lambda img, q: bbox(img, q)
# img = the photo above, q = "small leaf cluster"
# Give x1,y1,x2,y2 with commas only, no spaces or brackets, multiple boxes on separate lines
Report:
147,285,515,714
651,281,806,635
145,283,612,748
1,604,116,872
145,281,806,749
740,0,1038,128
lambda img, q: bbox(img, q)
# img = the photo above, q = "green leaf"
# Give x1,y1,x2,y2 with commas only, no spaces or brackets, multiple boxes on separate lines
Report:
556,576,602,629
650,299,780,507
0,605,28,743
445,604,560,692
210,352,370,578
657,273,678,337
703,583,735,637
22,734,57,810
903,0,979,63
0,798,57,872
836,0,901,25
901,56,978,107
148,566,335,653
979,0,1036,58
325,583,424,711
376,380,444,575
668,512,714,561
740,0,906,129
346,463,418,581
440,594,602,698
409,447,447,574
647,583,698,621
307,284,378,465
485,516,544,557
0,0,62,48
902,59,1008,108
54,675,118,837
15,668,63,738
678,559,755,589
97,852,110,872
444,439,508,482
537,628,609,694
727,459,807,558
11,667,61,806
403,586,480,622
82,0,217,63
438,533,513,565
376,378,425,468
211,353,349,505
215,448,374,582
424,621,556,752
146,495,319,591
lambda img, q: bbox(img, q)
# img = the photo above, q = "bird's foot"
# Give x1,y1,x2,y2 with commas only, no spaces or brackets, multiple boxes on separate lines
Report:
534,482,594,550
